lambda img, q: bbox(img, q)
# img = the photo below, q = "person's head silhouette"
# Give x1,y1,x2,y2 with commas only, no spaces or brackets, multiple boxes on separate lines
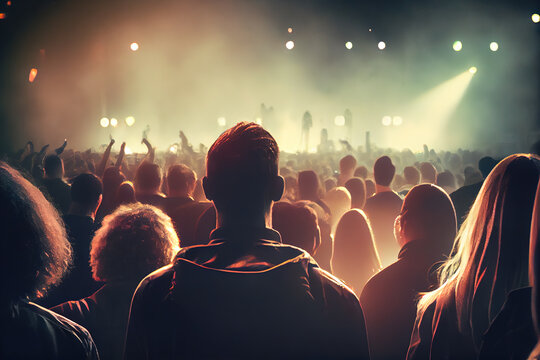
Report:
203,122,284,227
373,156,395,189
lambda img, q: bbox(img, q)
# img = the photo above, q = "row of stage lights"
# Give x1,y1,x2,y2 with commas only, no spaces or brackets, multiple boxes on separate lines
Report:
100,116,135,128
285,39,500,51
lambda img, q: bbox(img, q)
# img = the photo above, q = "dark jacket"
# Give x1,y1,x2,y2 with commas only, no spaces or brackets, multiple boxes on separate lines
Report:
479,287,536,360
42,178,71,214
163,199,212,248
406,291,477,360
124,227,370,359
450,182,483,227
0,300,99,359
52,281,139,360
361,240,446,360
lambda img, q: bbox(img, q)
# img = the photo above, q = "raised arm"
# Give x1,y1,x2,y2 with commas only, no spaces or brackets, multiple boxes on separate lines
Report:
55,139,68,155
96,138,115,178
115,142,126,168
141,138,155,163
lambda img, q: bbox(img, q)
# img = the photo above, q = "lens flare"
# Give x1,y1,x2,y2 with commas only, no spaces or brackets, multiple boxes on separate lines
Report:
453,41,463,51
345,41,353,50
285,40,295,50
28,68,38,83
217,117,226,126
110,118,118,127
100,117,109,128
392,116,403,126
125,116,135,126
532,13,540,23
287,27,293,33
489,42,499,51
469,66,477,74
130,42,139,51
378,41,386,50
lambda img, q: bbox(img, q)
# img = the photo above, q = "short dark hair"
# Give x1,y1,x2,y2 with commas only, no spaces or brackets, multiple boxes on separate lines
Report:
345,177,366,209
71,173,102,208
404,166,420,186
373,156,395,186
298,170,320,199
339,155,357,173
206,122,279,212
478,156,498,178
420,162,437,184
272,201,319,255
354,166,368,179
135,162,162,192
167,164,196,195
43,155,63,178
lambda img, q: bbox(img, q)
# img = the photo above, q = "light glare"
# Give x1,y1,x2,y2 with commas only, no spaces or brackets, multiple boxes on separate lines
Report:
255,117,263,125
28,68,38,83
469,66,477,74
489,42,499,51
382,116,392,126
378,41,386,50
334,115,345,126
100,117,109,128
110,118,118,127
285,40,295,50
532,14,540,23
130,42,139,51
453,41,463,51
217,117,226,127
125,116,135,126
288,27,293,33
392,116,403,126
345,41,353,50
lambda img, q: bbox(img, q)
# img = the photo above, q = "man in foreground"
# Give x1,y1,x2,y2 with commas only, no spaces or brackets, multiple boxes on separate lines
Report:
124,122,370,359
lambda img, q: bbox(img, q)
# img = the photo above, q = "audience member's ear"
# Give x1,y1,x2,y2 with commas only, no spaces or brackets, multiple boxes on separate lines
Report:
202,176,214,201
394,214,406,247
271,175,285,202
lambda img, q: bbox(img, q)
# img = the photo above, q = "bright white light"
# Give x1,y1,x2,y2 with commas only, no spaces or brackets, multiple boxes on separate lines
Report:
489,42,499,51
382,116,392,126
130,42,139,51
334,115,346,126
532,13,540,23
217,117,226,127
255,117,263,125
124,146,133,155
392,116,403,126
100,117,109,128
285,40,295,50
288,27,293,33
345,41,353,50
469,66,477,74
110,118,118,127
378,41,386,50
125,116,135,126
453,41,462,52
169,145,178,153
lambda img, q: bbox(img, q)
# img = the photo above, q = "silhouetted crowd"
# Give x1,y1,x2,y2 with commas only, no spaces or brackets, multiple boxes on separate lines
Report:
1,124,540,359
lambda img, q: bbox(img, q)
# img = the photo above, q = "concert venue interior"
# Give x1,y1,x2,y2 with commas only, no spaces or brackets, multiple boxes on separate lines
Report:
0,0,539,359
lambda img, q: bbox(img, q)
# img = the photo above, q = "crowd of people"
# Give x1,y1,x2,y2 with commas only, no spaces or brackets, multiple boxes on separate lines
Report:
1,122,540,359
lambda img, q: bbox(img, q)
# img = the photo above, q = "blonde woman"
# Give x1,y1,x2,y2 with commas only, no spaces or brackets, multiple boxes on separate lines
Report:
407,154,540,359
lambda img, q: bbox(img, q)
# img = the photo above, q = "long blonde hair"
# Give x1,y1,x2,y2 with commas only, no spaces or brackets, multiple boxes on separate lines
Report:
416,154,540,347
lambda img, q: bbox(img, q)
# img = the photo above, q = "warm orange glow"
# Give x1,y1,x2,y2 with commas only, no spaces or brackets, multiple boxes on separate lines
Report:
7,1,11,5
0,13,6,19
28,68,38,83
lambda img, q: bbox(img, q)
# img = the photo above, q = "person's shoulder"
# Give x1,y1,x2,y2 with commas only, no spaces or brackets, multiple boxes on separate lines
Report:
23,301,97,354
360,261,402,299
309,265,359,304
133,263,176,300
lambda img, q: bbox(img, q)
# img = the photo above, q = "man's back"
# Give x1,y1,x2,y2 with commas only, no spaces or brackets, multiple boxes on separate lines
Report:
124,228,370,359
42,178,71,214
364,191,403,266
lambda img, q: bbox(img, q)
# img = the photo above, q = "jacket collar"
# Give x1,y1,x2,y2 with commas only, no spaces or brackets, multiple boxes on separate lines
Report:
209,227,282,244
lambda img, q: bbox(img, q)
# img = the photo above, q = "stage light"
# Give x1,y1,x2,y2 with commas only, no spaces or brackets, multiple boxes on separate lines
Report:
100,117,109,128
334,115,345,126
345,41,353,50
0,13,5,19
469,66,477,74
489,42,499,51
288,27,293,33
110,118,118,127
124,146,133,155
28,68,38,83
453,41,462,51
7,1,11,6
169,145,178,153
368,28,372,32
392,116,403,126
286,40,295,50
217,117,226,126
382,116,392,126
125,116,135,126
378,41,386,50
255,117,263,125
532,14,540,23
130,42,139,51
